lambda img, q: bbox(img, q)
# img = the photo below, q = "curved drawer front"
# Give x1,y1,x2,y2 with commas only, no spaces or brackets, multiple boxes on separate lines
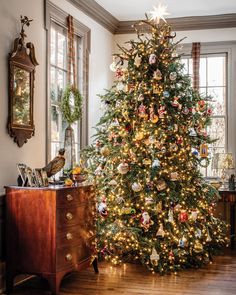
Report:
56,186,95,208
57,227,95,248
56,239,95,271
57,206,86,229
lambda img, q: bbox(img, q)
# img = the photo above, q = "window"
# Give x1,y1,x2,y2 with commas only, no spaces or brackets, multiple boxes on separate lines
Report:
49,21,81,163
46,2,90,165
181,53,227,177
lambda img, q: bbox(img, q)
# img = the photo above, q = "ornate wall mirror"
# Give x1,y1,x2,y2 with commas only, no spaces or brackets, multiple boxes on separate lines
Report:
8,16,38,147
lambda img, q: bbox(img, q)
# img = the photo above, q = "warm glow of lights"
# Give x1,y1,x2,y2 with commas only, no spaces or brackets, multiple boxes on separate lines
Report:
149,4,170,23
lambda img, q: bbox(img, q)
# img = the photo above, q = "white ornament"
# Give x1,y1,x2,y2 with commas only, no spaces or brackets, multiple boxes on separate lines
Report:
132,182,142,192
145,196,154,205
190,210,198,221
116,82,125,91
152,159,160,168
117,163,129,174
134,56,142,67
109,179,118,186
137,94,144,101
109,61,117,72
168,209,174,222
156,223,165,237
150,248,160,265
149,53,157,64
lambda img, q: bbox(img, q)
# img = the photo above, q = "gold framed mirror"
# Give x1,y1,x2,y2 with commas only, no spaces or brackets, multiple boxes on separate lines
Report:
8,16,38,147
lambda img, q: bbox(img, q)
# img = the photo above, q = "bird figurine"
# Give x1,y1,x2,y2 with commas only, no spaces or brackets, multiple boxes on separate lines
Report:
43,148,65,178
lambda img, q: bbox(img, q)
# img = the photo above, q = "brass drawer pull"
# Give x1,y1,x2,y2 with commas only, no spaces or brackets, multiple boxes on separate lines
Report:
66,212,73,220
66,232,73,240
65,253,72,261
66,194,73,201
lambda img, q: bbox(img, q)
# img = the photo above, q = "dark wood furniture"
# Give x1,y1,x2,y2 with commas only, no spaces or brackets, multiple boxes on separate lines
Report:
219,189,236,249
5,185,98,295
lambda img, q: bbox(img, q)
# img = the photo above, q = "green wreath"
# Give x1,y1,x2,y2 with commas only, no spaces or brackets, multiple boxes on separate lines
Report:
60,85,83,125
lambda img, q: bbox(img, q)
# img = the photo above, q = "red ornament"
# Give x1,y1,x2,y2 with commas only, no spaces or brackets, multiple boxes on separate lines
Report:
179,211,188,222
115,68,123,78
176,136,183,145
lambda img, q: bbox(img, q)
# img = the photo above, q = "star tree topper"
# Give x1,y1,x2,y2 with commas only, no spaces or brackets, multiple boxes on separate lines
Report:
149,3,170,23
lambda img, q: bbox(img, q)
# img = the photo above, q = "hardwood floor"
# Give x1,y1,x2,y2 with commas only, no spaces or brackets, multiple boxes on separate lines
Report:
9,251,236,295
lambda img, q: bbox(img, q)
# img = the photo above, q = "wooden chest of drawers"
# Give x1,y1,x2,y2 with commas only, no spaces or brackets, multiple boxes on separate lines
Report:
5,185,98,295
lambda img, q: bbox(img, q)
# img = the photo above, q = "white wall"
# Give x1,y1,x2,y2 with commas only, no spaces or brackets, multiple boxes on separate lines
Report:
0,0,114,192
0,0,46,193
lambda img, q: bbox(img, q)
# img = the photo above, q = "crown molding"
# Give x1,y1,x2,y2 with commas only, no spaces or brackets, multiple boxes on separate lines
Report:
68,0,119,33
116,14,236,34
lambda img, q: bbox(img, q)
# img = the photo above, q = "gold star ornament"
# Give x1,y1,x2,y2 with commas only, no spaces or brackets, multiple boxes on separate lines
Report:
149,3,170,23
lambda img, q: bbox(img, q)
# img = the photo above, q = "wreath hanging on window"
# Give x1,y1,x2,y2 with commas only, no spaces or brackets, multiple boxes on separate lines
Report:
60,85,83,125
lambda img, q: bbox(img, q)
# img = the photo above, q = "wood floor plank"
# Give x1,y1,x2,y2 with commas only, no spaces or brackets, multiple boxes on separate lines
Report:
10,251,236,295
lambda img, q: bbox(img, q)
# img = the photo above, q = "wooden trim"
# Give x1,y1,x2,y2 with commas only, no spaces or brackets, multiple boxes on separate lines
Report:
45,1,90,162
67,0,119,33
115,14,236,34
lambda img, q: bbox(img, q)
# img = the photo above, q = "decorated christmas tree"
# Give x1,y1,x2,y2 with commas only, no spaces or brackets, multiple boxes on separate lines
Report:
84,5,229,274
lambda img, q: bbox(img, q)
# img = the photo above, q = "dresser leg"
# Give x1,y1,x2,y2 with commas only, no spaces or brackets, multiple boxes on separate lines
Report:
5,273,14,294
92,257,99,273
43,273,62,295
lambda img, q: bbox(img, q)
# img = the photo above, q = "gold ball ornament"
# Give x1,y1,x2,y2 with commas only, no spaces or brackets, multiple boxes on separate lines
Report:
100,146,110,157
135,131,144,141
143,158,152,165
151,115,159,123
117,162,129,174
194,240,203,253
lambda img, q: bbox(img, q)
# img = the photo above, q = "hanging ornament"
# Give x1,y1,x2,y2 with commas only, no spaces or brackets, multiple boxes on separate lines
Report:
125,123,132,132
153,69,162,80
150,248,160,266
194,240,203,253
125,83,135,93
169,143,178,152
115,67,123,79
189,128,197,136
109,60,117,72
117,196,125,204
143,158,152,165
138,103,148,118
195,228,202,238
141,211,153,231
179,236,187,248
170,172,179,181
149,53,157,64
149,136,156,144
197,100,206,111
161,146,166,153
156,179,167,191
206,108,213,116
100,146,110,157
200,143,208,158
168,209,174,222
135,131,144,141
174,124,178,132
156,201,162,213
182,106,190,115
174,204,181,212
158,106,166,118
152,159,160,168
134,55,142,67
192,150,199,156
179,210,188,222
163,91,170,98
206,229,212,242
145,196,154,205
169,72,177,81
121,207,136,215
153,84,161,94
98,200,108,217
137,94,144,101
116,81,125,91
169,251,175,261
190,210,198,221
117,162,129,174
132,182,142,192
171,97,180,107
149,106,159,123
94,165,102,175
109,179,117,186
176,136,183,145
156,223,165,237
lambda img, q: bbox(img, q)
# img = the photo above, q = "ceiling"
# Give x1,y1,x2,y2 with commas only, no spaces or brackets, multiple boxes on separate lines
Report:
95,0,236,21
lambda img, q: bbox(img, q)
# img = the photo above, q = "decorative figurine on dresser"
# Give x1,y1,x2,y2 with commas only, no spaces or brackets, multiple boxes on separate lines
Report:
5,184,98,295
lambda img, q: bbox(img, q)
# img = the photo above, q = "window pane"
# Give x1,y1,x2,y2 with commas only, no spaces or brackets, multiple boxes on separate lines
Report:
57,31,67,69
208,87,226,116
207,117,225,148
207,56,226,87
199,58,206,87
50,67,56,101
181,59,188,74
51,105,60,141
50,27,56,65
208,147,225,177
